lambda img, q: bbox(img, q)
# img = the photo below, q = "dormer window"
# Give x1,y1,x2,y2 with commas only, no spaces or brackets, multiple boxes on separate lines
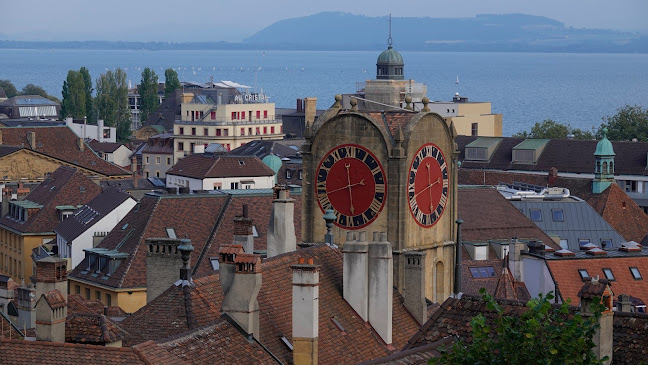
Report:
512,139,549,164
469,266,496,278
464,137,502,162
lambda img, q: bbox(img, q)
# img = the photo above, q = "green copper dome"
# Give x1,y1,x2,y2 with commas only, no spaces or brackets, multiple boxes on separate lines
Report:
594,128,615,156
377,46,404,65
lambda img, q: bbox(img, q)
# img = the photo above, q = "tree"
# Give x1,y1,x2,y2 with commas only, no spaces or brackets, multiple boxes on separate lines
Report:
0,80,18,98
513,119,595,140
139,67,159,123
164,68,181,97
20,84,48,98
432,289,606,365
597,105,648,141
80,67,95,124
95,68,131,142
60,70,86,119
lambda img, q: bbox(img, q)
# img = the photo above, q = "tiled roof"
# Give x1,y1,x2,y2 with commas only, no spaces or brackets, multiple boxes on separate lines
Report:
67,294,127,317
121,245,420,364
457,135,648,176
230,139,300,159
0,126,130,176
88,141,128,154
0,166,102,234
66,313,128,344
0,338,185,364
0,311,23,340
458,186,560,249
159,315,277,364
40,289,66,309
547,256,648,306
612,312,648,364
166,154,275,179
357,337,455,365
54,186,133,242
360,111,414,140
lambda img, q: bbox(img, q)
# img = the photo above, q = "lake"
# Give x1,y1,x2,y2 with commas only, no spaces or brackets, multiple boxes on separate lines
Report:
1,49,647,136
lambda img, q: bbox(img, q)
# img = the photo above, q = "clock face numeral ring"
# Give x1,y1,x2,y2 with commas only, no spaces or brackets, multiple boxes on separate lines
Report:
316,144,386,229
408,143,449,227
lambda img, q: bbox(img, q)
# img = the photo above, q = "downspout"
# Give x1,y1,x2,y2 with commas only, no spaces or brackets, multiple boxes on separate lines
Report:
454,218,463,296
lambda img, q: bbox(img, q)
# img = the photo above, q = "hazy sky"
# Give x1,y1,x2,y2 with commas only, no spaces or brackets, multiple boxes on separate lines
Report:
1,0,646,42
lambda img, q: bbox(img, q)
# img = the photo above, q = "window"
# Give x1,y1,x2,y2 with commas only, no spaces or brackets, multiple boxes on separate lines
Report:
256,127,260,135
191,128,196,136
156,171,160,178
299,170,302,180
263,127,268,134
465,148,487,161
204,128,208,136
600,239,612,249
177,142,184,151
85,288,91,299
578,269,590,281
75,285,80,295
624,180,638,193
559,239,568,249
529,209,542,222
252,225,259,238
167,157,171,165
211,111,216,120
156,156,160,164
210,257,220,270
241,128,245,135
271,126,275,134
256,110,261,119
579,239,591,247
471,123,478,136
286,169,292,179
264,110,268,119
216,129,222,136
602,268,615,281
223,129,229,136
248,128,253,135
231,182,239,189
106,294,112,306
179,127,184,135
145,156,150,164
552,209,564,222
469,266,496,278
241,111,246,119
166,228,177,239
232,112,237,120
630,267,643,280
96,291,101,301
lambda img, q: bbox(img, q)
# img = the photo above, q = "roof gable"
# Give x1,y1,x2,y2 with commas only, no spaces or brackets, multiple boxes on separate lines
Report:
166,154,275,179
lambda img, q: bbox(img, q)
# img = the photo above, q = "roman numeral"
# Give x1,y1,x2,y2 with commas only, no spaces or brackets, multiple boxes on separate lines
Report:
415,208,424,223
370,198,382,213
374,184,385,194
439,193,447,208
371,166,382,175
331,149,342,162
318,194,331,209
317,180,326,190
443,179,449,188
344,146,356,159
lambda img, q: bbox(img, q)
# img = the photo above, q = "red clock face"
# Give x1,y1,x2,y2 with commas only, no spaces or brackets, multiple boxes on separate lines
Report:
316,144,386,229
408,143,449,227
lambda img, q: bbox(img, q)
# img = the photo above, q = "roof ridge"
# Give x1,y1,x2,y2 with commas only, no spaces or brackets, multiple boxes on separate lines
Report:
182,285,197,330
117,195,162,288
192,194,232,275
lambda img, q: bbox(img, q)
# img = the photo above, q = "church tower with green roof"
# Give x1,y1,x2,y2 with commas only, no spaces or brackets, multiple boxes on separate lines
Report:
593,128,616,193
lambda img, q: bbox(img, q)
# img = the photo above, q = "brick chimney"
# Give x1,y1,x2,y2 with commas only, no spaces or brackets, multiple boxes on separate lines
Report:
578,277,613,365
34,257,68,343
368,232,393,345
221,253,262,339
77,137,85,151
233,204,254,253
145,238,184,303
304,97,317,128
403,251,427,325
267,186,296,258
508,238,526,282
343,231,369,321
292,257,320,365
219,244,244,297
548,167,558,187
27,131,36,149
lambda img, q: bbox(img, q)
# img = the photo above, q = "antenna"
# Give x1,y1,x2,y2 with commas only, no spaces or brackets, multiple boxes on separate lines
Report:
388,13,393,47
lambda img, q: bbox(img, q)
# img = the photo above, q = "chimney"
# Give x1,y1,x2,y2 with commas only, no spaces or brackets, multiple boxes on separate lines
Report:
15,284,37,331
526,240,545,256
343,231,369,321
221,253,262,339
578,277,613,364
267,186,296,258
181,93,194,104
34,257,68,343
219,244,244,297
27,131,36,149
175,239,194,287
403,251,427,325
77,137,84,151
508,238,526,282
304,97,317,128
548,167,558,187
131,156,138,174
368,232,393,345
233,204,254,253
618,294,632,312
97,119,104,142
145,238,184,303
292,257,320,365
297,98,304,113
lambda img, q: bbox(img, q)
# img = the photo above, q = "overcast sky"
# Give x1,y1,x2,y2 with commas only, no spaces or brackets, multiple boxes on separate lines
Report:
1,0,646,42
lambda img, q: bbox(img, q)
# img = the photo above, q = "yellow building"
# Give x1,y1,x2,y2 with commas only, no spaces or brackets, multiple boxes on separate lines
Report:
426,94,503,137
175,92,283,161
0,166,102,282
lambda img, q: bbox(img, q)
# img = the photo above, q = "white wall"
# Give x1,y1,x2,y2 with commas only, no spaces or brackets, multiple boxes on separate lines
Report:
64,197,137,270
521,256,558,302
166,174,275,191
109,146,132,167
65,118,116,143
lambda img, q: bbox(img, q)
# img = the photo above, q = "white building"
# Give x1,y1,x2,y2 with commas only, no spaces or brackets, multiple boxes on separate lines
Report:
65,118,117,143
88,142,132,167
166,154,275,191
54,187,136,269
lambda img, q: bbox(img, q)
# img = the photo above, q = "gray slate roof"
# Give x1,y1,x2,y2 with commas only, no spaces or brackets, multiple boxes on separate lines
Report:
54,186,133,242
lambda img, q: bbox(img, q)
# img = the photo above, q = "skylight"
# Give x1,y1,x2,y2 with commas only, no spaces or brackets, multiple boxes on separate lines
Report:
166,227,177,239
529,209,542,222
578,269,590,281
630,267,642,280
210,257,220,270
469,266,496,278
602,268,615,281
552,209,564,222
280,335,293,351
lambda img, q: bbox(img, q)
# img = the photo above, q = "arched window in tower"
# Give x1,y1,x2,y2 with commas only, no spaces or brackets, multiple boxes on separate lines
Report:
435,261,445,302
603,161,608,175
596,161,601,173
610,161,614,174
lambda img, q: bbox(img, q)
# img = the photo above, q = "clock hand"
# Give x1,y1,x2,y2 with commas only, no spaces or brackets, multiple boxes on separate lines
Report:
412,177,442,199
345,163,355,214
427,164,433,212
327,179,365,194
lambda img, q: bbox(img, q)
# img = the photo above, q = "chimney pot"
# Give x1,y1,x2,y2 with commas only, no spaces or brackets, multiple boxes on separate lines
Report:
298,257,305,264
307,258,314,265
267,187,296,258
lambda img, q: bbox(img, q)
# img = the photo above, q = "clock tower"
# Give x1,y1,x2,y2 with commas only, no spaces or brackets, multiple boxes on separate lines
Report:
302,96,458,302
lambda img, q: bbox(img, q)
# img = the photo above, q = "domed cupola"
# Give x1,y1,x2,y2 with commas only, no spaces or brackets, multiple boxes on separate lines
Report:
593,128,616,193
376,15,404,80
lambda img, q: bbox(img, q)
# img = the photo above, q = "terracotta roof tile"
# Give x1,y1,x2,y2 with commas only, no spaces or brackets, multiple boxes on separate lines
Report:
166,154,275,179
40,289,66,309
88,142,127,154
66,313,128,344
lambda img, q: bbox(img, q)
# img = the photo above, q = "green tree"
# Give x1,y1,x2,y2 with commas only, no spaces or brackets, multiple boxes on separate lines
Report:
513,119,595,140
0,80,18,98
95,68,131,142
80,67,95,124
20,83,48,98
432,289,606,365
164,68,181,97
139,67,159,123
597,105,648,141
60,70,86,119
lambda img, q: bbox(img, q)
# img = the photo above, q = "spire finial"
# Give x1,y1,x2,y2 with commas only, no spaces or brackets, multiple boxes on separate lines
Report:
388,13,393,48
